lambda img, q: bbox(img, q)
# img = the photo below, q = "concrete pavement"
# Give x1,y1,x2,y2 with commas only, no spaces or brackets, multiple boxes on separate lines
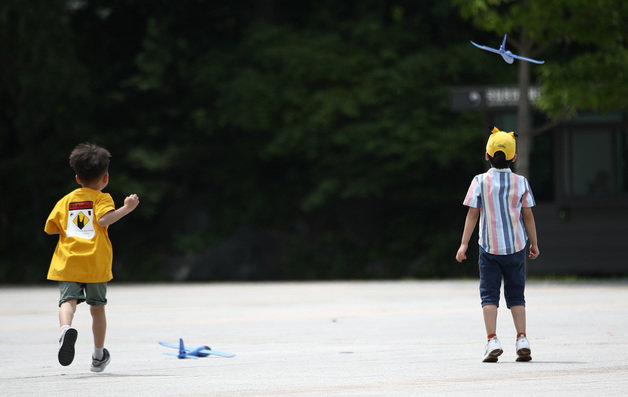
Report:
1,281,627,396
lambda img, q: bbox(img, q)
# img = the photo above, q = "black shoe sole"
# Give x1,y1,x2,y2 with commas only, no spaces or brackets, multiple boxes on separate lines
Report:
482,348,503,363
58,328,78,366
516,348,532,362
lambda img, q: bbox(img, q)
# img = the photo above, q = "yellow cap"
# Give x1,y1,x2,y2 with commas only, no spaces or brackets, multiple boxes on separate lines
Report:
486,126,516,160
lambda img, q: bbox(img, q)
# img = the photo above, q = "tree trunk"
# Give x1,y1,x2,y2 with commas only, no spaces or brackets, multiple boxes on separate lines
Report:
516,31,532,179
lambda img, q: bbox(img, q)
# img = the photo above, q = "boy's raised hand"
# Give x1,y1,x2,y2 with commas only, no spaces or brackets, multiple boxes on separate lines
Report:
124,194,140,211
98,194,140,227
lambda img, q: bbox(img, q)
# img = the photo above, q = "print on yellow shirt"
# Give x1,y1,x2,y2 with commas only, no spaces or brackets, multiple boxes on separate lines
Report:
67,201,95,240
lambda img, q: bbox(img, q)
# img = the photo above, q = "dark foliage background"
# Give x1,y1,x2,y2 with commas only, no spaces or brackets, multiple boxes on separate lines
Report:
2,1,623,283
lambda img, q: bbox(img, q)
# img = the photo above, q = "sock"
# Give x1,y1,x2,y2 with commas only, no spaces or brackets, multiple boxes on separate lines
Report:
487,333,497,340
59,325,71,339
517,332,526,338
94,347,104,360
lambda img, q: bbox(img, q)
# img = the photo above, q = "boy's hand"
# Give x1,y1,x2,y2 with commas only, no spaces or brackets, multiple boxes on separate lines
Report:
528,244,539,259
456,244,468,263
98,194,140,227
124,194,140,211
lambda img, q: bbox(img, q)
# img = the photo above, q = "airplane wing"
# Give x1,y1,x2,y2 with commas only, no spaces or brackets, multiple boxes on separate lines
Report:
158,341,180,349
163,352,199,359
510,53,545,64
196,348,236,358
159,341,234,357
470,41,502,55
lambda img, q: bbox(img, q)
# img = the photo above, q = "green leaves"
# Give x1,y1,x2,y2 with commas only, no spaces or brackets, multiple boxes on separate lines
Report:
538,47,628,117
0,1,509,281
454,0,628,117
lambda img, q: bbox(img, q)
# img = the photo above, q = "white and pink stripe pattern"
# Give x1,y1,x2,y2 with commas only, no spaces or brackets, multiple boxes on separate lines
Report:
463,168,535,255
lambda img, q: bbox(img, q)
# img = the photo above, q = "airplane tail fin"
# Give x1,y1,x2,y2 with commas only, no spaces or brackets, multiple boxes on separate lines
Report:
178,338,185,357
501,34,507,49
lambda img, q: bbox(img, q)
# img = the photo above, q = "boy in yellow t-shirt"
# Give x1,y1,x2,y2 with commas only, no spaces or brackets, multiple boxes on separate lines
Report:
45,143,139,372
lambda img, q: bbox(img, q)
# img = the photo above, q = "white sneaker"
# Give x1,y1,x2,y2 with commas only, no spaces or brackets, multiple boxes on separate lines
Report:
482,336,503,362
516,335,532,362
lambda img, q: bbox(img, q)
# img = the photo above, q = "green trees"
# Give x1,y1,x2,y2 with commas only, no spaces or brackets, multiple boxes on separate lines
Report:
535,1,628,117
103,1,493,279
2,1,622,282
454,0,628,177
218,19,487,278
0,0,90,281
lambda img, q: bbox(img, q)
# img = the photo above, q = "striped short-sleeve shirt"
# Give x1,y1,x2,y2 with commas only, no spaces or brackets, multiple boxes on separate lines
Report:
463,168,535,255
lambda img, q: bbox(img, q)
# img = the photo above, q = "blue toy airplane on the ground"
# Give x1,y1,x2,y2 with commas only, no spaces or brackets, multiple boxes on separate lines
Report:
470,34,544,64
159,338,235,359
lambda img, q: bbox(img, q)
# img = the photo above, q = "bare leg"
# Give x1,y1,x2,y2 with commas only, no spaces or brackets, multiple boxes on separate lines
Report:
59,300,77,327
482,304,498,337
90,305,107,349
510,305,526,335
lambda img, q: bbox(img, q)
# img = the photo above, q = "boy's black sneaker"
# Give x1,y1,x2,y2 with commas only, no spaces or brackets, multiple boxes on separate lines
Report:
58,327,78,366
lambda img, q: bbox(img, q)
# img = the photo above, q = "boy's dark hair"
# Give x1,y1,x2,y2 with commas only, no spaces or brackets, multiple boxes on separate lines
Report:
487,150,513,169
69,143,111,183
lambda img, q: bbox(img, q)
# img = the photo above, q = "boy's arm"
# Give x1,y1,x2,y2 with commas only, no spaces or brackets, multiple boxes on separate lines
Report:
522,207,539,259
98,194,140,227
456,207,480,263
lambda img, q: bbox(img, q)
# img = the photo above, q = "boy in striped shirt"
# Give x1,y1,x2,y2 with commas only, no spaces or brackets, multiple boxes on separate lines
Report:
456,127,539,363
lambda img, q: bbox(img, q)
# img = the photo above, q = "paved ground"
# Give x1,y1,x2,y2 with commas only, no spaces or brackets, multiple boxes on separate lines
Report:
1,281,628,396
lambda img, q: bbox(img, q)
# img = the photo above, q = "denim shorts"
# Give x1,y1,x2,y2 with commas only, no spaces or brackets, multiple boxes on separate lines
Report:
59,281,108,307
478,247,526,308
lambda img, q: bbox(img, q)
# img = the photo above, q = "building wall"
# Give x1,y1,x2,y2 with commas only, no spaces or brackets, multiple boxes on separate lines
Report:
529,203,628,276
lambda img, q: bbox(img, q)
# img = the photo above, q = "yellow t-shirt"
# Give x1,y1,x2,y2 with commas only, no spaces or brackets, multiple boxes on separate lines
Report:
45,188,116,283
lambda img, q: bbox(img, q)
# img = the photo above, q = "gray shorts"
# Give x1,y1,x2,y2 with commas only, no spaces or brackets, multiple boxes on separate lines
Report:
59,281,108,307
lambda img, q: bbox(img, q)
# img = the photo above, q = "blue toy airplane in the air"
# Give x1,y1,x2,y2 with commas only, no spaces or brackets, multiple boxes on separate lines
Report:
158,338,235,359
470,34,544,64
